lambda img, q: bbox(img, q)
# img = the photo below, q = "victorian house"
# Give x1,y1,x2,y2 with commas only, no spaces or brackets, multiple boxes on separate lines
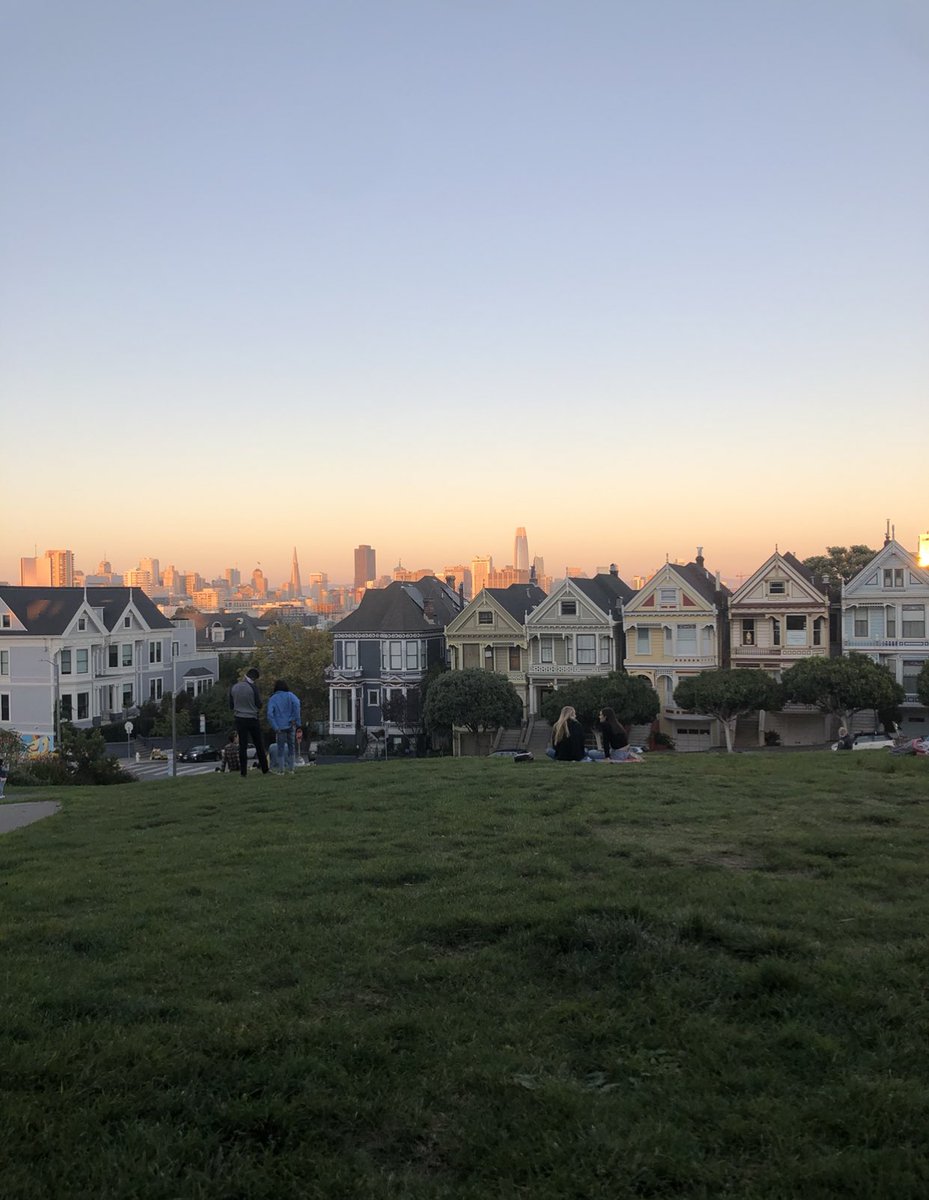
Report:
842,539,929,737
524,567,634,716
0,586,219,754
444,583,547,718
621,551,730,750
729,550,831,745
327,576,462,746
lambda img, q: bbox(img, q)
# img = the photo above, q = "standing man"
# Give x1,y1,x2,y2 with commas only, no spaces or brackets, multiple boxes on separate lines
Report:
267,680,301,774
229,667,270,775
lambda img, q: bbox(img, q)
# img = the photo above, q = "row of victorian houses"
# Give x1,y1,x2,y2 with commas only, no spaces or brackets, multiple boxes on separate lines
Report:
327,540,929,751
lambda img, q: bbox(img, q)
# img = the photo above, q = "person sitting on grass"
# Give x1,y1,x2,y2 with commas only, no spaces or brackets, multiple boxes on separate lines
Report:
546,706,595,762
596,707,643,763
219,731,240,774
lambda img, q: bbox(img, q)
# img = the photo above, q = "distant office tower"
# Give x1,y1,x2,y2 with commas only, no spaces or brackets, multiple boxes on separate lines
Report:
514,527,529,573
163,564,180,591
354,544,376,589
97,558,112,575
289,547,303,598
20,556,50,586
632,575,646,590
124,567,156,592
443,565,473,600
532,555,545,579
393,562,415,581
565,566,587,578
251,567,268,597
224,567,241,588
44,549,75,587
183,571,203,596
471,555,493,596
139,557,161,586
488,565,530,588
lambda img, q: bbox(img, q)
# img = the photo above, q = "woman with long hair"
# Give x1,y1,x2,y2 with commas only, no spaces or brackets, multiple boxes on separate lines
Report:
548,705,590,761
597,706,642,763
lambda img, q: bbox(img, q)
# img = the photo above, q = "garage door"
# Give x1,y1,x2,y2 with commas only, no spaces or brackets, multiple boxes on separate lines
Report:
674,726,712,753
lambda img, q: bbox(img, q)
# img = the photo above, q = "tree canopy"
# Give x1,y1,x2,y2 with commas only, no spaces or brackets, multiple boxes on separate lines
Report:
801,545,878,589
423,670,522,738
539,673,660,730
780,655,904,729
674,669,782,753
253,626,333,725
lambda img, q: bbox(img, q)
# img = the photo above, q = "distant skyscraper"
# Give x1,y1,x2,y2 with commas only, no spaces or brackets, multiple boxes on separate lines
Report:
44,549,75,587
139,557,161,585
20,556,50,586
251,567,267,597
443,564,473,599
224,567,241,588
354,544,376,589
532,555,545,579
471,555,493,596
514,527,529,572
289,547,303,598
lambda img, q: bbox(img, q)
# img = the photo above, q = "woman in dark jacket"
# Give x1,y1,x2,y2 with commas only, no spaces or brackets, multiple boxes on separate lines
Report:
597,707,642,762
549,706,590,761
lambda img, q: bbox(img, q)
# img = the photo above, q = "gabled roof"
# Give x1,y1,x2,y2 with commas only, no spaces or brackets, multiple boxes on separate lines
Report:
333,576,461,635
624,560,728,613
730,550,827,606
484,584,547,622
193,611,268,648
672,562,729,604
0,586,172,634
844,540,929,594
575,571,636,613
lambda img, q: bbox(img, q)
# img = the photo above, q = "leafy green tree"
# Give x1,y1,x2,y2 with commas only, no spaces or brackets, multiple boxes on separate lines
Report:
253,626,333,726
539,673,660,731
0,727,26,771
917,661,929,708
781,655,905,732
424,669,523,753
674,670,783,753
802,545,878,589
58,721,134,785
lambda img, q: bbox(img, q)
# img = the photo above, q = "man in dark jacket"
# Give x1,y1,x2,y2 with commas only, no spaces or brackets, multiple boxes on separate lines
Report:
229,667,269,775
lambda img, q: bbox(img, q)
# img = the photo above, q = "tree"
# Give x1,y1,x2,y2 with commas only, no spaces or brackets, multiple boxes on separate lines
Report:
917,661,929,708
673,670,782,753
253,626,333,726
58,721,135,785
781,655,905,732
802,545,878,589
539,673,660,731
424,669,523,753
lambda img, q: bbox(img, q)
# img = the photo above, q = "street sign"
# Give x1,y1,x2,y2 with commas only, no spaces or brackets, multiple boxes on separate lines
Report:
124,721,134,734
200,715,206,734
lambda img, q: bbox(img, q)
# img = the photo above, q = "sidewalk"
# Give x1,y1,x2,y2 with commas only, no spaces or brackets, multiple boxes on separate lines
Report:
0,801,61,834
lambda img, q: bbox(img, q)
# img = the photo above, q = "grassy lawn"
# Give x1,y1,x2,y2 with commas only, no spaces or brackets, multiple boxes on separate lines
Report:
2,753,928,1199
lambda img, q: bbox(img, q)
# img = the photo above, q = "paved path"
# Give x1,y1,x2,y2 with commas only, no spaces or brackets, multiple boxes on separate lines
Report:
0,801,61,834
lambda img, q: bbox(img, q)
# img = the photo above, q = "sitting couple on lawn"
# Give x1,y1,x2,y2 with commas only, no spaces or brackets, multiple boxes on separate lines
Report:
546,705,643,763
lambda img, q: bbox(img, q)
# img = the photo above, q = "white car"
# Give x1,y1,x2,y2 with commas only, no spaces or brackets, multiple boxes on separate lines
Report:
831,732,894,752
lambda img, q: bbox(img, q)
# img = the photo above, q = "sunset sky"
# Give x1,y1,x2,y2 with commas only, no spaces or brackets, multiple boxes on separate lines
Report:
2,1,927,588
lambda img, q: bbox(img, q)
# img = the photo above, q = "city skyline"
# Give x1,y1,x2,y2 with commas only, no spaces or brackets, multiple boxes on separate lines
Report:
3,2,926,586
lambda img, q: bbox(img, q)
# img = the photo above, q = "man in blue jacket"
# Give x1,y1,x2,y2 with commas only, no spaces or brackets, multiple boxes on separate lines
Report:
267,680,302,774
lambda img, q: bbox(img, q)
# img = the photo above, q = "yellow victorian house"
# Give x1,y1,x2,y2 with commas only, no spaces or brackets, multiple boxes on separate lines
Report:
622,551,730,751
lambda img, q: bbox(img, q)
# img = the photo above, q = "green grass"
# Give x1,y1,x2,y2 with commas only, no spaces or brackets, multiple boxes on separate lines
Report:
2,753,928,1199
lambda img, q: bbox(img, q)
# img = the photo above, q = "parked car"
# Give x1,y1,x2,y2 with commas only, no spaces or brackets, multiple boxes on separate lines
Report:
177,744,221,763
149,747,168,761
830,732,894,752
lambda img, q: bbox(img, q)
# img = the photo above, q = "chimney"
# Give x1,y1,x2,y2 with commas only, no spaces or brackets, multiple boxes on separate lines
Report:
609,563,618,576
695,546,705,571
445,574,455,588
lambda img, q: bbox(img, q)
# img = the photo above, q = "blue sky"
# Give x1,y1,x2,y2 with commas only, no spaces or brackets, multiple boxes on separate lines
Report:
2,1,927,585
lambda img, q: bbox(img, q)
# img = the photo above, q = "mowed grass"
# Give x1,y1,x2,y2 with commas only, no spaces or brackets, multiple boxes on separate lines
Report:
2,754,929,1200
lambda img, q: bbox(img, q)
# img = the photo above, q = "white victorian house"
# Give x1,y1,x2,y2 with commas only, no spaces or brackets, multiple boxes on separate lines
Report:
842,540,929,737
729,551,831,745
524,569,633,716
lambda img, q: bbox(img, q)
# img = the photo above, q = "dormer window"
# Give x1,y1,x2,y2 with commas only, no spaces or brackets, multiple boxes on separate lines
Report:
478,611,494,625
78,617,87,631
124,616,131,628
659,588,677,607
883,568,904,589
560,600,577,616
768,581,786,595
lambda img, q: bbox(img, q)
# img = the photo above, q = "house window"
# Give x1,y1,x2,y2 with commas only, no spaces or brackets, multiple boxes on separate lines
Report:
344,641,357,670
60,695,72,720
172,641,179,658
885,608,896,638
883,568,904,588
677,624,697,653
60,649,72,675
600,636,611,665
332,690,352,724
149,678,163,701
389,642,403,670
663,627,673,652
0,650,8,675
903,660,924,698
122,644,133,667
122,684,133,708
560,601,577,617
741,619,755,646
124,616,131,628
508,646,521,671
76,649,89,674
768,580,786,595
77,692,89,720
367,688,380,707
0,693,9,721
785,615,807,647
659,588,677,607
813,618,824,646
108,645,119,668
902,605,926,638
405,641,419,669
78,617,86,631
540,636,553,663
1,614,10,628
772,619,781,646
853,610,868,638
149,642,163,664
478,610,494,625
636,627,650,654
577,634,596,664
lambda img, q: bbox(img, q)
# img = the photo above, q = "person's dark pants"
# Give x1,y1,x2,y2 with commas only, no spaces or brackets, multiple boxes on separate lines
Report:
234,717,269,775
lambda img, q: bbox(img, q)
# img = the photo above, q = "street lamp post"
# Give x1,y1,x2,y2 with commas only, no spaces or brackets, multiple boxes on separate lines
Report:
41,656,61,751
170,657,177,777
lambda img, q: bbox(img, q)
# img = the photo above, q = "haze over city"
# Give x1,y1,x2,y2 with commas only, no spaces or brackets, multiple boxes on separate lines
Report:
2,1,927,585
